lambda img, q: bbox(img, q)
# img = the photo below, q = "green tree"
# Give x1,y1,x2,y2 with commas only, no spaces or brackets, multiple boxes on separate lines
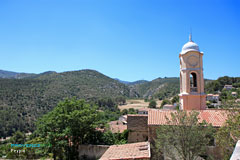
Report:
35,98,102,160
10,131,26,144
97,97,118,112
215,110,240,160
128,108,137,114
100,130,128,145
121,109,128,115
171,96,179,104
160,99,171,107
154,111,214,160
149,100,157,108
115,96,126,105
4,131,27,159
205,80,221,93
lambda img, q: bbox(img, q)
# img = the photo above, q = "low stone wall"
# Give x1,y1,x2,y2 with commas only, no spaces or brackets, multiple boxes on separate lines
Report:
78,144,109,160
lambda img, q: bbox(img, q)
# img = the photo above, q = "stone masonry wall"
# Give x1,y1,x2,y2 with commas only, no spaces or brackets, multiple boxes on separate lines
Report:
78,145,109,159
127,115,148,143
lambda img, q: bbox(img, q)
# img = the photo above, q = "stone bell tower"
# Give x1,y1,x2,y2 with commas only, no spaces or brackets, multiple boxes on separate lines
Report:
179,34,206,110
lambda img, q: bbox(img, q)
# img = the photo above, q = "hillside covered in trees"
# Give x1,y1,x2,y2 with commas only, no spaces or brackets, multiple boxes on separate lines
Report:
0,69,131,137
205,76,240,93
128,77,180,100
0,69,239,138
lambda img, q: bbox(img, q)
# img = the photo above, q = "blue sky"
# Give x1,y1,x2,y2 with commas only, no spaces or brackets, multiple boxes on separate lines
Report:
0,0,239,81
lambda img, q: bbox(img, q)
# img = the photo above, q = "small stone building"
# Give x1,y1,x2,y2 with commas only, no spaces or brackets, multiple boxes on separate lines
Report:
224,85,233,90
206,94,220,102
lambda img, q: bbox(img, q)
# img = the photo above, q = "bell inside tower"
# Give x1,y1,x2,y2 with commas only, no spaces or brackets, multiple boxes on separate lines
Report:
190,72,197,92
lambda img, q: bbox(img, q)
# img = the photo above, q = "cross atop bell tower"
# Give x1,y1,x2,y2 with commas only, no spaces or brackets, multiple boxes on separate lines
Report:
189,32,192,42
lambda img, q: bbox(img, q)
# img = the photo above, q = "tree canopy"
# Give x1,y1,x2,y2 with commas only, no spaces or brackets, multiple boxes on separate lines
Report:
148,100,157,108
215,110,240,160
154,111,214,160
35,98,102,160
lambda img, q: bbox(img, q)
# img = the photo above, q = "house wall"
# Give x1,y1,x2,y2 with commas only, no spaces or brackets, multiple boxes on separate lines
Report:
78,145,109,159
127,115,148,143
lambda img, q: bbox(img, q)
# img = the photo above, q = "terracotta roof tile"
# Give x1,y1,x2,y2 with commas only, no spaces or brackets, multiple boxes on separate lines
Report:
127,114,148,117
148,109,228,127
108,120,127,133
100,142,150,160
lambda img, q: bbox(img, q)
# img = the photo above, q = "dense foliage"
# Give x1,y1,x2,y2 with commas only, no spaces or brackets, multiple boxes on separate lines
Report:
130,77,180,99
0,98,129,159
0,71,239,139
35,98,102,159
0,106,26,138
154,111,214,160
205,76,240,93
148,100,157,108
215,110,240,160
35,99,128,159
0,70,129,137
160,99,171,107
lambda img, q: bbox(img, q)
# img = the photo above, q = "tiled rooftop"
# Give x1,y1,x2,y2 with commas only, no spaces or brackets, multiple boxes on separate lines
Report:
100,142,150,160
108,120,127,133
127,114,148,117
148,109,228,127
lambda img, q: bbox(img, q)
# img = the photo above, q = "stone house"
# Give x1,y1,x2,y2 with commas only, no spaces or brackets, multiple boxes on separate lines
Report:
206,94,220,102
224,85,233,90
232,92,238,97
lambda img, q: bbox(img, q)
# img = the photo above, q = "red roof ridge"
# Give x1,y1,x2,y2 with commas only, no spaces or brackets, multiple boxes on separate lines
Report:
148,109,229,127
127,114,148,117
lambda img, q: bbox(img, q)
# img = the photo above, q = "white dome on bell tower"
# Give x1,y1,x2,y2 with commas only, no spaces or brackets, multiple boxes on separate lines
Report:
181,33,200,55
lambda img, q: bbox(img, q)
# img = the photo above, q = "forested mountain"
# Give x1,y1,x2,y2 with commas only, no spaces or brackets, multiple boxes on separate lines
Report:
0,70,36,79
1,69,178,137
0,69,131,137
115,79,149,85
128,77,180,99
0,69,237,138
127,80,149,85
127,77,213,100
205,76,240,93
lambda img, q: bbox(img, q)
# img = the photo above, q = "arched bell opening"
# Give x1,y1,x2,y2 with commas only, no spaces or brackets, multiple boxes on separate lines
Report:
190,72,198,92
